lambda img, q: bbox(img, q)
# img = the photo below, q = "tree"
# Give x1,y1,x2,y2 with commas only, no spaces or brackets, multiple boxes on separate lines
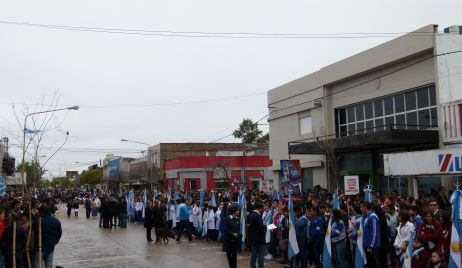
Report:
16,162,42,188
50,176,73,188
232,118,268,144
79,169,102,187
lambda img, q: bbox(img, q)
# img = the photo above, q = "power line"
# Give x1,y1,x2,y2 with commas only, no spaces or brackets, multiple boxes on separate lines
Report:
0,20,437,39
269,49,462,114
0,92,266,109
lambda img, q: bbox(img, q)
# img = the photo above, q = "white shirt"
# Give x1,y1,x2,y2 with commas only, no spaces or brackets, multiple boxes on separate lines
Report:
215,209,221,229
135,202,143,211
394,221,415,253
190,205,200,226
168,204,175,221
207,210,216,230
95,198,101,208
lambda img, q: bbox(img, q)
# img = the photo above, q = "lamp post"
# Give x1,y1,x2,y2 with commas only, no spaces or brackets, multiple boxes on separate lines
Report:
121,139,152,191
21,105,79,197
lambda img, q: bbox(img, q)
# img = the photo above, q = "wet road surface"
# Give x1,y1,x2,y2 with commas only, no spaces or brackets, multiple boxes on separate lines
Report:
53,205,281,268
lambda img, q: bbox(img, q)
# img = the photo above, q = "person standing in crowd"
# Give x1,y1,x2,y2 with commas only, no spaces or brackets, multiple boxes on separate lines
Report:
373,204,389,268
144,200,153,242
417,210,441,253
307,206,323,268
429,200,442,222
277,207,289,265
109,196,118,229
394,210,415,267
349,205,362,260
176,199,192,242
248,202,266,268
440,210,451,264
152,200,164,243
66,200,72,219
362,202,381,267
167,200,175,230
72,199,79,219
134,199,143,224
85,197,92,219
224,205,240,268
119,197,127,228
386,204,398,266
2,214,27,268
331,209,346,268
91,198,98,219
207,206,216,242
411,237,430,267
294,206,308,268
266,199,279,261
409,205,423,230
190,201,200,238
33,205,62,268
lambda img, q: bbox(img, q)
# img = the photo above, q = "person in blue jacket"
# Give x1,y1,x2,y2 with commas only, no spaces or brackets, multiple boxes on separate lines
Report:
307,206,323,268
361,202,381,268
294,206,308,268
33,205,62,268
176,199,192,242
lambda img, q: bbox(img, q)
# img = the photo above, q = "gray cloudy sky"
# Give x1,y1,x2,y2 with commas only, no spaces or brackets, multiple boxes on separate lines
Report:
0,0,460,177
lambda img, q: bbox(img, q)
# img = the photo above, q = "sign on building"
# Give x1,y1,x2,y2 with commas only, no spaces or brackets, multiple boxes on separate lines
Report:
280,160,302,187
344,176,359,195
384,148,462,176
259,180,270,193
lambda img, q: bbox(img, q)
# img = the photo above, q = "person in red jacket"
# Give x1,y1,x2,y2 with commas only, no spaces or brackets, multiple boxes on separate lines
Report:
412,237,430,267
417,210,441,252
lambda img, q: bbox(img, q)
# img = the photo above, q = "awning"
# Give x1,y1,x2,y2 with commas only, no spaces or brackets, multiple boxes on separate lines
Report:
289,129,439,155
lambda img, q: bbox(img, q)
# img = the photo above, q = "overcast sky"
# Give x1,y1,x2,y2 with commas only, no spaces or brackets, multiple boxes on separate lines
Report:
0,0,460,177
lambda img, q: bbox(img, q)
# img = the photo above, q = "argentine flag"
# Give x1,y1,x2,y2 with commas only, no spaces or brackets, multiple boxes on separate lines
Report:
287,193,300,259
403,231,415,268
355,216,367,268
238,190,247,245
364,186,372,203
173,191,179,228
202,210,208,238
449,188,462,268
197,190,204,234
142,188,147,219
210,192,217,207
323,190,340,268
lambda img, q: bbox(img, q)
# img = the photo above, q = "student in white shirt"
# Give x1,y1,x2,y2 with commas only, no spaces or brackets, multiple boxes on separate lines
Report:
394,210,415,266
207,207,216,241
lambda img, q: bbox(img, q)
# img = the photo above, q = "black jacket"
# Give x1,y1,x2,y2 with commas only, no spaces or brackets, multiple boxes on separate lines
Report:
33,214,62,253
1,225,27,256
248,211,266,246
224,216,240,244
144,206,153,228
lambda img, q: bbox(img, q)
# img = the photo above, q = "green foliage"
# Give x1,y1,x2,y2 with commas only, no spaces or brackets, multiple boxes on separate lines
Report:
50,176,73,188
16,161,42,188
232,118,268,144
79,169,102,187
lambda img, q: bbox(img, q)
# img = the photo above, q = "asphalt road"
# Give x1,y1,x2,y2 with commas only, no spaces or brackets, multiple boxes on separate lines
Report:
52,205,281,268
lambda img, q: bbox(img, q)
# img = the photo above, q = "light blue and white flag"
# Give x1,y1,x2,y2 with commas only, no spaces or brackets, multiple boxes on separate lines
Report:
402,231,415,268
287,192,299,259
142,188,147,219
173,191,179,228
364,185,372,203
183,192,188,200
323,189,339,268
0,180,6,197
210,192,217,207
197,190,204,234
449,188,462,268
202,209,208,238
355,216,367,268
238,190,246,244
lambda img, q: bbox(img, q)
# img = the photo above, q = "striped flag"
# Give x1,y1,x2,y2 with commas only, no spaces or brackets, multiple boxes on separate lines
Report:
323,190,339,268
142,188,147,219
202,209,208,238
173,192,179,228
355,216,367,268
0,180,6,197
287,192,299,259
238,190,246,244
197,190,204,234
402,231,415,268
449,188,462,268
210,192,217,207
364,185,372,203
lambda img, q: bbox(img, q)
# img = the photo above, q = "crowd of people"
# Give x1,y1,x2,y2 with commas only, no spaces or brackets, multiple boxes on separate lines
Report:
100,184,458,268
0,191,62,268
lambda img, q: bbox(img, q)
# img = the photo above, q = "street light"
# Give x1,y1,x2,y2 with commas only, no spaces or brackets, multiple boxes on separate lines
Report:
21,105,79,196
121,138,152,191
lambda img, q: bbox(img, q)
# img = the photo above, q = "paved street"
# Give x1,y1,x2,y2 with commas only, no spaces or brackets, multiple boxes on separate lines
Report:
52,205,280,268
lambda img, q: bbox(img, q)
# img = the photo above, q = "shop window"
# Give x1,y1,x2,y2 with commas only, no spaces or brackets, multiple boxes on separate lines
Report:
405,91,416,111
299,116,312,135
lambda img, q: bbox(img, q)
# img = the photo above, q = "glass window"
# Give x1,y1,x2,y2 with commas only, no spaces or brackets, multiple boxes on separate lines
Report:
385,116,394,129
339,109,346,125
396,114,405,129
407,111,417,129
365,120,374,133
356,104,364,121
365,102,373,119
384,96,394,115
340,126,347,136
347,106,355,123
405,91,416,111
429,86,436,106
347,124,355,136
374,99,383,117
375,118,384,131
417,88,429,108
395,94,405,113
418,109,430,128
356,122,365,134
299,116,312,135
430,107,437,127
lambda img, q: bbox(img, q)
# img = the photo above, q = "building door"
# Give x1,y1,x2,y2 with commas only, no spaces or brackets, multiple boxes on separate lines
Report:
190,179,197,190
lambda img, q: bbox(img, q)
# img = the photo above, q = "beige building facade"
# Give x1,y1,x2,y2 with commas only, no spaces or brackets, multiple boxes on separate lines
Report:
268,24,461,196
